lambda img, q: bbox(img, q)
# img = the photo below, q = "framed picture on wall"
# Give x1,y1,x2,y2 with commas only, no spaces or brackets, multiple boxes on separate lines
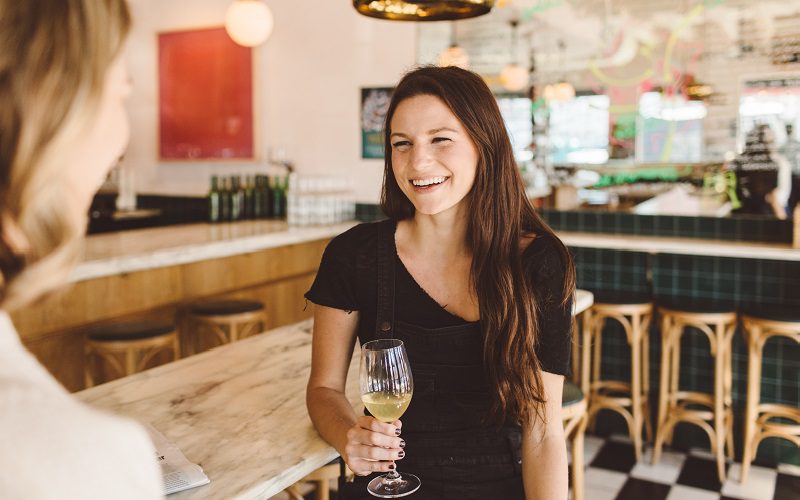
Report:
361,87,393,159
158,27,254,160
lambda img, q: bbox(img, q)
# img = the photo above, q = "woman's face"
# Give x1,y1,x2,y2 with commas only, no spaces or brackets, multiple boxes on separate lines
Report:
389,95,479,216
66,54,132,214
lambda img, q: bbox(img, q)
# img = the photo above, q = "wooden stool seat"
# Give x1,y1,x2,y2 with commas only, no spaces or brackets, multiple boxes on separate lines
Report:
183,299,267,356
740,309,800,483
582,291,653,462
85,321,179,387
653,302,736,483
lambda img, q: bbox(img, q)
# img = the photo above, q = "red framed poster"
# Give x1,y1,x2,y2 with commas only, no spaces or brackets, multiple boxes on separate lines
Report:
158,27,254,160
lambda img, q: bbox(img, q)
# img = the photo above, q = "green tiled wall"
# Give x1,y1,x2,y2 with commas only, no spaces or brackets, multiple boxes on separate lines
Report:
542,209,793,244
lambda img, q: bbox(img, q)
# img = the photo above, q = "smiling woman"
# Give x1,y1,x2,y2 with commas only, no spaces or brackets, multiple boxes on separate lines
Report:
306,66,576,500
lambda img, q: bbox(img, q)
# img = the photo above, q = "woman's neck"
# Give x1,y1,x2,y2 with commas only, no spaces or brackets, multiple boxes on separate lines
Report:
402,205,470,260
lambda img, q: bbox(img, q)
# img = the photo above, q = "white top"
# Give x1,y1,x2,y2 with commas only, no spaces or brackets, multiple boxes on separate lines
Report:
0,312,163,499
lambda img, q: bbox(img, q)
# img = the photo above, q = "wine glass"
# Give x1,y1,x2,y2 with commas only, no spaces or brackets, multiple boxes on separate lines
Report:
360,339,421,498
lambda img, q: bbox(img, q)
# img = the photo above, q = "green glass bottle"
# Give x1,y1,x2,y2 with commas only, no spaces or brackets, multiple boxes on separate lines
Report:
271,175,284,219
231,175,241,221
208,175,220,223
220,176,231,222
244,175,254,219
253,176,264,219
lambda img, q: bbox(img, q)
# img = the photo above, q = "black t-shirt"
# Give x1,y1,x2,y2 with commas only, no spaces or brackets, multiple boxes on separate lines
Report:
305,221,572,375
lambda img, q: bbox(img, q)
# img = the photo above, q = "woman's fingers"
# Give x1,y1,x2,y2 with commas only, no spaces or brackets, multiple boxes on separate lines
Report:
342,417,406,475
346,443,405,462
349,458,396,476
358,415,401,436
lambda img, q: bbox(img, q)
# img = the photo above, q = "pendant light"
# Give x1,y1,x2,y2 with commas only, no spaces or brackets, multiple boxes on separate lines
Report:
500,19,528,92
225,0,273,47
437,21,469,69
542,40,575,102
353,0,495,22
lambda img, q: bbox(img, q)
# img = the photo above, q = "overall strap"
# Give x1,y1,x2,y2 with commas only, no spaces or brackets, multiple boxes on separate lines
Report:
374,219,397,340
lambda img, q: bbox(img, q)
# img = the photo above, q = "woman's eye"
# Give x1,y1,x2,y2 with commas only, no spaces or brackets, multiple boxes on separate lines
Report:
432,137,452,144
392,141,411,150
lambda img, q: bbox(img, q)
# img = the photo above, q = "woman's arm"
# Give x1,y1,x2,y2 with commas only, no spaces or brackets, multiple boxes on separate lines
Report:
306,304,403,475
521,371,568,500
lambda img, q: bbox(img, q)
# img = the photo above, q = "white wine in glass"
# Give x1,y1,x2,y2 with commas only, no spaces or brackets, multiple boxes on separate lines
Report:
360,339,421,498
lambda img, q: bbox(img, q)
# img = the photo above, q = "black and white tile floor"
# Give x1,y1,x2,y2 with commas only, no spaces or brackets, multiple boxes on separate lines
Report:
272,433,800,500
574,434,800,500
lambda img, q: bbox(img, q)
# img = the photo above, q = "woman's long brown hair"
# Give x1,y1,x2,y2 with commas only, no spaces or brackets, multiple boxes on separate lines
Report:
380,66,576,428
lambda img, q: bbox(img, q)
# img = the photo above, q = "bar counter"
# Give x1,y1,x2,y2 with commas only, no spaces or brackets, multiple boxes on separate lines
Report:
76,291,593,499
71,220,359,283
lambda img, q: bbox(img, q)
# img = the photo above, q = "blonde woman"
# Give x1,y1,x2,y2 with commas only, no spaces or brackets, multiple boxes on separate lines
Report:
0,1,162,498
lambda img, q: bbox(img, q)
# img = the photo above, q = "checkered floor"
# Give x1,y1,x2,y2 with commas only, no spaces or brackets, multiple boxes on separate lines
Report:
575,434,800,500
272,433,799,500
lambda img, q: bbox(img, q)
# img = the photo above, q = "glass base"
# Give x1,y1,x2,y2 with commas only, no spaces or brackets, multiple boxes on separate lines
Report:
366,472,421,498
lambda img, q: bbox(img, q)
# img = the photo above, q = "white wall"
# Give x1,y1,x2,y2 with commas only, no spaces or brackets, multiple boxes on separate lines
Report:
125,0,417,202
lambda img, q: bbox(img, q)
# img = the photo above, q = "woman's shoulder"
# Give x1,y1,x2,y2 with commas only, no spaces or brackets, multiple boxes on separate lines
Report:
0,354,162,497
522,232,565,264
326,220,390,256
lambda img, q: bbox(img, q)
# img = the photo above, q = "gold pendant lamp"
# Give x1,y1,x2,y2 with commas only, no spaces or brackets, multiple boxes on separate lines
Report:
353,1,495,21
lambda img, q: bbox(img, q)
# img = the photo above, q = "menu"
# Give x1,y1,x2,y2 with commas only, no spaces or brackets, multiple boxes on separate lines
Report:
144,424,210,495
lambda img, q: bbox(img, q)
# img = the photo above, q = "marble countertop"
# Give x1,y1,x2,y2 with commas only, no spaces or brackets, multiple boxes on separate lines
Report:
76,292,594,500
559,231,800,261
70,220,359,283
77,319,361,500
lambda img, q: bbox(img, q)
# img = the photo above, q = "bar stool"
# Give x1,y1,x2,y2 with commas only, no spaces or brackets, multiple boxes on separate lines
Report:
562,380,588,500
183,299,267,355
582,291,653,461
284,459,351,500
84,321,180,387
652,301,736,482
740,308,800,483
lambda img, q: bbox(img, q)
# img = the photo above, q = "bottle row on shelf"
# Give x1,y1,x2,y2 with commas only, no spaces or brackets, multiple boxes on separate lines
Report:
207,174,286,223
207,174,356,225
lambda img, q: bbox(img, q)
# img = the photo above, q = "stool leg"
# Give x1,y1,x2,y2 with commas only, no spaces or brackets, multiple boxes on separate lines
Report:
642,315,654,443
580,309,593,396
124,348,136,378
571,413,587,500
741,324,762,484
592,315,603,388
653,315,672,465
630,313,643,462
665,321,682,447
713,322,727,483
724,328,735,461
316,478,330,500
589,314,604,433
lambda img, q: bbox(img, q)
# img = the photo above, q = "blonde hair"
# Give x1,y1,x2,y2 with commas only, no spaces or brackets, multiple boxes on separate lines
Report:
0,0,131,311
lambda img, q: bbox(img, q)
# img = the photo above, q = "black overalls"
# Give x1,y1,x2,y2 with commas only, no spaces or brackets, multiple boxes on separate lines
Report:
338,220,526,500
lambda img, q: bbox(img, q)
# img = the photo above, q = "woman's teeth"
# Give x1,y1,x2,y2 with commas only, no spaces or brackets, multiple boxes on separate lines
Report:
411,176,448,187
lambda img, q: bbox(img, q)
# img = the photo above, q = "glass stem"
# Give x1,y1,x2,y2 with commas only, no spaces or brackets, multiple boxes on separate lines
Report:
384,470,401,482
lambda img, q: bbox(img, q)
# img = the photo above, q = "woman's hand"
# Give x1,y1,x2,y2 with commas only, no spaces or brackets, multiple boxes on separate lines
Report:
341,416,405,476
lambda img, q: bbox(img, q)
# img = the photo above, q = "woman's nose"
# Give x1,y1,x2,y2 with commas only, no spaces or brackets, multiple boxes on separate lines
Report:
411,143,434,169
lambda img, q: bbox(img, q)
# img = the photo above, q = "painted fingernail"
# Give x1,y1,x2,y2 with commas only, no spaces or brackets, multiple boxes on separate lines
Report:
399,439,406,448
388,464,396,470
394,428,401,436
398,451,405,458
